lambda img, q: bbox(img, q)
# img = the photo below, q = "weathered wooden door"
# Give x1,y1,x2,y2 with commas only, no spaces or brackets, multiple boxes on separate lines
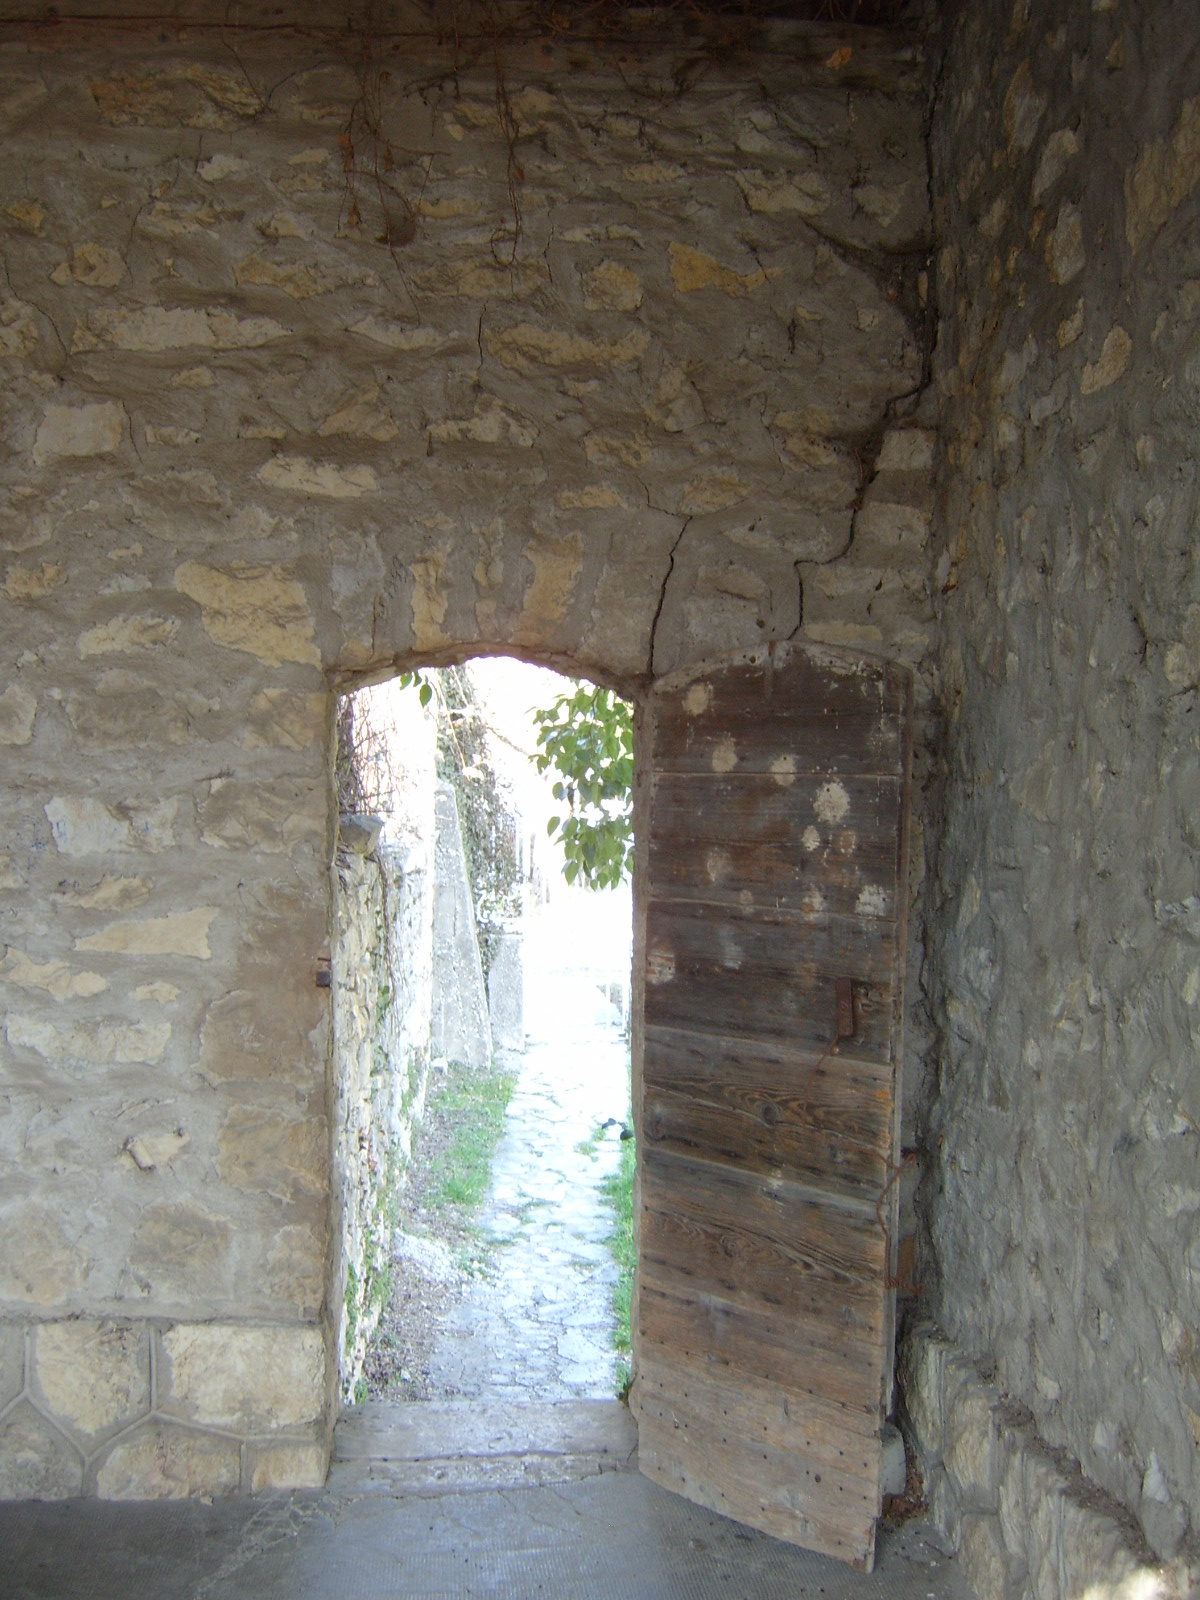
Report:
631,640,912,1571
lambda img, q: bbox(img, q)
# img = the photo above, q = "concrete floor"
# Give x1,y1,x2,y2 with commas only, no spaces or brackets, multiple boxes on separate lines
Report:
0,1401,973,1600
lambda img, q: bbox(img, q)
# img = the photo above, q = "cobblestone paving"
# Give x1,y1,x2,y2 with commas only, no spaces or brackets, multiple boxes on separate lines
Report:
427,960,632,1401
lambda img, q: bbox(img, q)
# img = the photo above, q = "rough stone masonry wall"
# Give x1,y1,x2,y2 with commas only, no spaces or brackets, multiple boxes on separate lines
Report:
331,679,437,1405
915,0,1200,1580
0,8,934,1495
332,834,434,1406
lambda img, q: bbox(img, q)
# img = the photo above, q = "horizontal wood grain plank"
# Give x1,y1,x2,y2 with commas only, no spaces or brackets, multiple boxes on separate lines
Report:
637,1282,886,1418
642,1031,892,1199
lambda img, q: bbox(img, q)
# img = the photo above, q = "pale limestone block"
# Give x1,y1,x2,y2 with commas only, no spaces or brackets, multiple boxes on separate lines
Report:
31,1321,149,1446
255,456,378,499
240,690,326,751
349,318,452,352
3,562,64,601
5,1015,170,1067
899,1324,950,1463
557,486,626,511
734,168,830,217
1056,300,1088,352
126,1203,234,1303
318,384,398,443
53,876,151,911
175,561,320,667
264,1227,327,1319
960,1512,1011,1600
1081,326,1132,395
1003,60,1046,155
623,161,683,184
216,1107,327,1203
44,797,175,857
93,1420,241,1500
0,852,18,889
247,1433,329,1492
32,403,124,465
75,907,217,959
90,65,260,129
198,780,324,854
852,501,932,560
197,152,249,182
0,1205,86,1306
45,797,133,856
78,305,287,353
50,243,126,288
234,253,351,300
0,296,38,357
1125,94,1200,251
679,473,748,514
1045,202,1085,285
1011,1450,1065,1600
582,260,643,312
123,1128,189,1171
428,398,537,448
160,1324,326,1431
0,1324,23,1407
512,533,583,647
198,987,319,1086
412,259,544,298
669,242,766,296
927,1465,962,1551
0,1402,82,1499
852,180,911,230
1060,1479,1148,1592
877,428,936,473
1032,128,1080,205
486,322,648,372
0,947,107,1000
0,685,36,745
411,550,449,650
944,1366,1000,1507
77,615,179,657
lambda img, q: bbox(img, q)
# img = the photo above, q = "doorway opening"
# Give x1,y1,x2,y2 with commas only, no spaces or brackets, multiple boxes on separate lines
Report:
330,656,637,1418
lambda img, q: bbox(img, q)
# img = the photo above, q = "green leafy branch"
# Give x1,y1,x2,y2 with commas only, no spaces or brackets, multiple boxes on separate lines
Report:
533,682,633,891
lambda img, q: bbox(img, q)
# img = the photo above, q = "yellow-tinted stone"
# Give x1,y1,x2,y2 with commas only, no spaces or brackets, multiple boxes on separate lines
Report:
175,561,320,667
669,243,766,296
32,1322,149,1445
74,906,217,959
1125,95,1200,251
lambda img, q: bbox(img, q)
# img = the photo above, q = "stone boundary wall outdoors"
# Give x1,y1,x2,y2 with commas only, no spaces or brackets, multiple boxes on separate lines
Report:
332,836,433,1406
331,679,437,1407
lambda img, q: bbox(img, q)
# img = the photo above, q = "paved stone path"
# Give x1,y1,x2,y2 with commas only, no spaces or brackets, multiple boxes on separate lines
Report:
427,960,631,1401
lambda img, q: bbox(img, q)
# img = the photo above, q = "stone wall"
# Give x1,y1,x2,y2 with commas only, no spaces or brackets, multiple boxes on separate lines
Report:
920,0,1200,1571
0,8,934,1494
431,782,493,1069
332,804,435,1402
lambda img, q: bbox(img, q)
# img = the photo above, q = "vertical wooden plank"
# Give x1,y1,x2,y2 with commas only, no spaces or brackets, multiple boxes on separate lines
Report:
631,640,912,1572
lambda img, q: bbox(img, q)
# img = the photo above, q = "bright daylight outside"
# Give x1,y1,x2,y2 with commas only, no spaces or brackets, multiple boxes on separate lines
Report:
330,658,636,1424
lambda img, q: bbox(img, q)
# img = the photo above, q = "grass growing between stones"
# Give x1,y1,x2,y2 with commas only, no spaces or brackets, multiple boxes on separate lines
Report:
601,1111,636,1399
424,1056,518,1212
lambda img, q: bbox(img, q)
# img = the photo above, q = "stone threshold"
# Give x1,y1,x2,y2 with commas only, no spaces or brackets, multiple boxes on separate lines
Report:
329,1397,638,1494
